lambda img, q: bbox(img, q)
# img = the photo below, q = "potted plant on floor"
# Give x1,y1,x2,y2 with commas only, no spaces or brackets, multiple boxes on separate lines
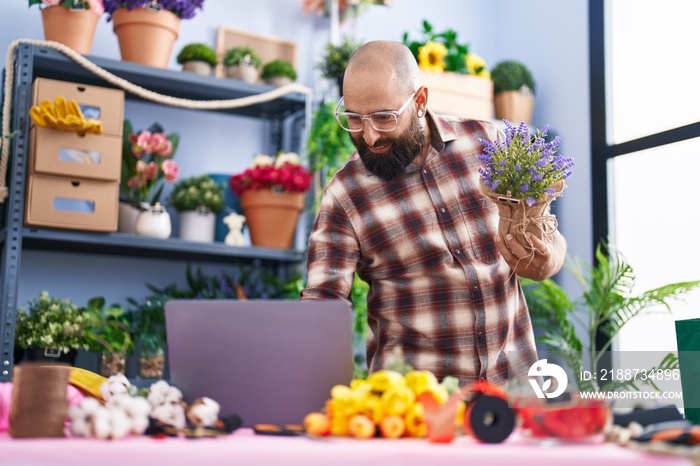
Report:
491,60,536,125
14,291,90,365
230,152,313,249
223,46,262,83
176,42,218,76
82,297,132,377
261,59,297,86
29,0,104,55
521,241,700,393
167,174,225,242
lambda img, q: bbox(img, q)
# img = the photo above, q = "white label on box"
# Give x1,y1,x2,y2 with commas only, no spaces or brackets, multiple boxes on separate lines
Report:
53,197,95,214
79,104,101,120
59,147,101,165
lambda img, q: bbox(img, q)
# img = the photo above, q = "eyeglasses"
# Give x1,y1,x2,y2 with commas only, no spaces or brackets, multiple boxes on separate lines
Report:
333,91,417,133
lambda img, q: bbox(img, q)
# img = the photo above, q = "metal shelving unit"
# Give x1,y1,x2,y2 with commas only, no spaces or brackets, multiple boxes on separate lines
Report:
0,43,311,381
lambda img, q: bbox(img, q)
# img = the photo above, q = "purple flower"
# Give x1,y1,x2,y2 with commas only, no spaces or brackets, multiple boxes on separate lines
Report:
103,0,204,20
520,184,529,192
526,197,536,206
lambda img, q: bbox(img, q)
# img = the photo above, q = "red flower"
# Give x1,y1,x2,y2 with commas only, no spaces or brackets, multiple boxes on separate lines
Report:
230,157,313,196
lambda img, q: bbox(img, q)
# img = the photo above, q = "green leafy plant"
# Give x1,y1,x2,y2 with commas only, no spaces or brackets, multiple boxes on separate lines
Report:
14,291,90,353
261,59,297,81
166,175,225,213
81,297,132,356
317,36,361,81
521,242,700,392
176,42,218,67
403,20,468,73
28,0,104,15
491,60,536,95
223,46,262,68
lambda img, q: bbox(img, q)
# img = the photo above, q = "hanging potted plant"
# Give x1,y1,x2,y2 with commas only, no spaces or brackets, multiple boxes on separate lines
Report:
176,42,218,76
167,174,226,243
104,0,205,69
14,291,90,365
260,59,297,86
230,152,313,250
478,121,573,254
316,36,360,96
29,0,104,55
222,46,262,83
491,60,536,125
119,120,179,238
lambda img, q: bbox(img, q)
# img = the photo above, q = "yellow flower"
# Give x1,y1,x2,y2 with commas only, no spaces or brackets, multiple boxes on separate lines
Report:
367,370,405,393
465,53,490,78
330,384,369,417
350,379,373,393
404,402,427,437
380,386,415,416
326,399,351,436
418,41,448,72
405,370,438,394
455,399,466,427
419,383,449,404
358,394,385,424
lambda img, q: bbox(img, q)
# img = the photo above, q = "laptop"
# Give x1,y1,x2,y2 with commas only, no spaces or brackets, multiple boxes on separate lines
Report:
165,299,354,427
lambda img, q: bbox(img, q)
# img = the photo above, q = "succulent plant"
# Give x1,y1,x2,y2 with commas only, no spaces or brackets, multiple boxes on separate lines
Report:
223,46,263,68
491,60,536,96
176,42,218,67
261,59,297,81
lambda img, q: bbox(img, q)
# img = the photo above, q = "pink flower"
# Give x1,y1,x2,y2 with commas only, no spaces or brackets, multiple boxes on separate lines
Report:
143,162,159,180
134,131,153,154
85,0,104,16
151,133,173,157
41,0,62,5
135,160,146,173
161,159,179,182
127,174,145,189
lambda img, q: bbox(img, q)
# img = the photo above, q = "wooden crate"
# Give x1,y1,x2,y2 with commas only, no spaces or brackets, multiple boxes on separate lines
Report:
420,70,494,121
215,26,297,79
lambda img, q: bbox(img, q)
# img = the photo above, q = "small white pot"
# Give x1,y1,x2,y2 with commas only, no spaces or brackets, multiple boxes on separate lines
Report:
118,202,147,234
264,76,293,86
134,203,171,239
179,208,216,242
226,64,258,83
182,60,213,76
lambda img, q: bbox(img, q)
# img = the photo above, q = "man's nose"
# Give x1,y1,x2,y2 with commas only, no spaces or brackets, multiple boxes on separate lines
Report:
361,119,381,147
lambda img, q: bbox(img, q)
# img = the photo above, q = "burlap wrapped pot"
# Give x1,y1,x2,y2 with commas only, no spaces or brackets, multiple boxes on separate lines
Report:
482,180,565,253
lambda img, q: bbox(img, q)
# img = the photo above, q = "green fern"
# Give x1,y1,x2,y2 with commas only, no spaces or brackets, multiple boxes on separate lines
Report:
522,241,700,391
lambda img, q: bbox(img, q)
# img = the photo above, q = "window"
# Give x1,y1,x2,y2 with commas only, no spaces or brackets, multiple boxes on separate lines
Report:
590,0,700,355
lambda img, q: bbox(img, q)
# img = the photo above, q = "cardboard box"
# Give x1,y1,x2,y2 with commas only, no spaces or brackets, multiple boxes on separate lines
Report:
420,70,494,121
25,174,119,232
29,127,121,182
215,26,297,79
32,78,125,136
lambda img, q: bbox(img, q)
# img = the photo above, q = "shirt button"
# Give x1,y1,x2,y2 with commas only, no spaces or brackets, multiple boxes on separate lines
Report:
423,169,428,175
473,286,478,291
455,249,461,255
439,207,446,214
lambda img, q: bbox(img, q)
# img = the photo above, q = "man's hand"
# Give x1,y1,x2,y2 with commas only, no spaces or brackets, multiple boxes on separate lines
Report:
494,231,566,280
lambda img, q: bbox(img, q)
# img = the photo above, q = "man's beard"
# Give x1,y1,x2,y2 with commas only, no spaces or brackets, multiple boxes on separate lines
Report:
352,114,427,181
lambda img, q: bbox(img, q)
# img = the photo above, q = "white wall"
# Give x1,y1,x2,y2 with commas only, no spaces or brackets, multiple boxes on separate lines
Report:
0,0,591,307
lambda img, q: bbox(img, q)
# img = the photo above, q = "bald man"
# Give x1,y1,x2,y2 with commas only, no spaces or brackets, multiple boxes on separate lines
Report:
301,41,566,385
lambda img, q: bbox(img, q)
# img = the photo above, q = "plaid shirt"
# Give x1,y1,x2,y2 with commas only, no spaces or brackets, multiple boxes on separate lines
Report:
301,111,537,385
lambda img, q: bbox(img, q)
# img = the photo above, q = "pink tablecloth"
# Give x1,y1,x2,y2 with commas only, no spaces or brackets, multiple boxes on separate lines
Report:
0,382,85,433
0,428,693,466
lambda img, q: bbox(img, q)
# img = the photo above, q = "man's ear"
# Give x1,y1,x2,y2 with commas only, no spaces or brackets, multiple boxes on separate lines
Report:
415,86,429,110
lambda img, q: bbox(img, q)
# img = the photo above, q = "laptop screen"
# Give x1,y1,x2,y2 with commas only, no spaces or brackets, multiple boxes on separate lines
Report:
165,299,354,427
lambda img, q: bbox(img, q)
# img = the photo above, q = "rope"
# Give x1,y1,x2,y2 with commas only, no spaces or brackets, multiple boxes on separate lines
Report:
0,38,313,203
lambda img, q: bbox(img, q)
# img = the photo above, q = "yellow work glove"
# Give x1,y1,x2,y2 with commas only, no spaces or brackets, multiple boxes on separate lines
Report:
29,96,103,136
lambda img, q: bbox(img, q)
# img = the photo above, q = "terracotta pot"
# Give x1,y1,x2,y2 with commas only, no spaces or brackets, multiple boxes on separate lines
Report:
240,188,305,249
41,5,99,55
112,7,180,69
